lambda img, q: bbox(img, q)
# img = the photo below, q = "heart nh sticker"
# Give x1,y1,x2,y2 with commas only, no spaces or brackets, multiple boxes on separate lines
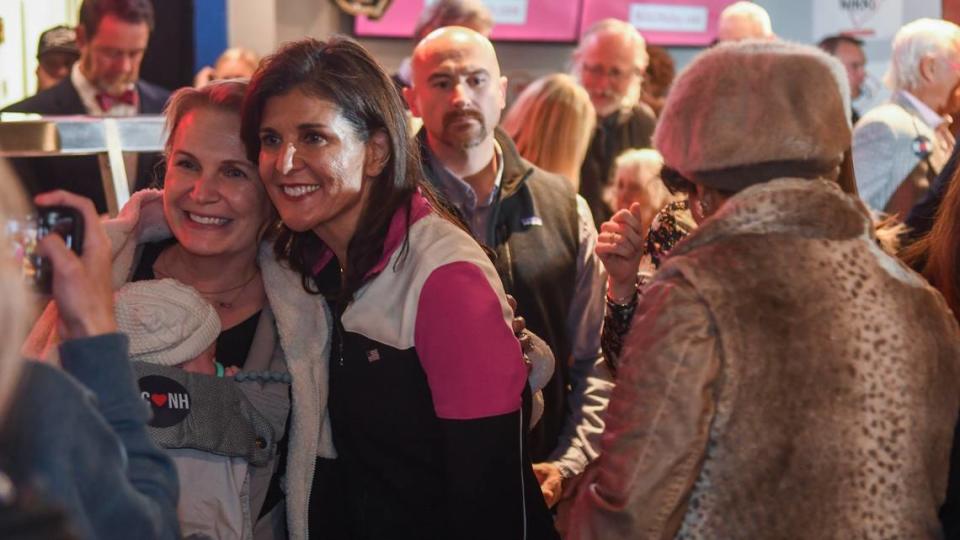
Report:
138,375,191,428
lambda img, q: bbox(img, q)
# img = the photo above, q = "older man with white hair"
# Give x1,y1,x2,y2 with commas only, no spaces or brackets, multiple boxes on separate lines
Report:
573,18,657,227
853,18,960,218
717,1,774,42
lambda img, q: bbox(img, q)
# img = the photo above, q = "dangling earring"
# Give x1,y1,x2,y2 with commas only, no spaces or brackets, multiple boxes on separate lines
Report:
689,192,704,221
698,195,712,216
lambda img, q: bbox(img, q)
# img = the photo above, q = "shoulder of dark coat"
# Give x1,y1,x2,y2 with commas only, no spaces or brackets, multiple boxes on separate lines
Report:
1,79,81,114
136,80,172,113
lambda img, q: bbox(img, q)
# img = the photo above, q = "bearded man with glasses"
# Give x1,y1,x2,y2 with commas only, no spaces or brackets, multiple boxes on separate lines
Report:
572,19,657,228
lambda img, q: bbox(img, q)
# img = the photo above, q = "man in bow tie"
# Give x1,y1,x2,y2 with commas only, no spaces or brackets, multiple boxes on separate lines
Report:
3,0,170,214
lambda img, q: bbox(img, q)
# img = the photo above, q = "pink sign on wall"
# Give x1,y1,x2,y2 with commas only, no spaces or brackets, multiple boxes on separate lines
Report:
354,0,582,42
581,0,737,46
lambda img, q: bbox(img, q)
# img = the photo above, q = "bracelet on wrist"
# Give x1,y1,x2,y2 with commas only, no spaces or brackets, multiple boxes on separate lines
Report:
606,281,639,308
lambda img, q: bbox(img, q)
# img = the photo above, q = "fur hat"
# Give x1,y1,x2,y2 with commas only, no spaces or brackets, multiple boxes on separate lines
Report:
654,40,852,192
115,279,221,366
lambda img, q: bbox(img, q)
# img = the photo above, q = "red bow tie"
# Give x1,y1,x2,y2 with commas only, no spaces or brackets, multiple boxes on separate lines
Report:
95,89,137,112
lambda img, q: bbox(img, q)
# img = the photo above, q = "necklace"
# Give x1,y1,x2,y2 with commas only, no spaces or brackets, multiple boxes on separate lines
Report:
154,254,261,309
159,269,259,309
200,270,259,309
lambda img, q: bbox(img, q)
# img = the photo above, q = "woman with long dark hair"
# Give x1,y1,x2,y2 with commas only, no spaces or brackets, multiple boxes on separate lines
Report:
241,37,557,539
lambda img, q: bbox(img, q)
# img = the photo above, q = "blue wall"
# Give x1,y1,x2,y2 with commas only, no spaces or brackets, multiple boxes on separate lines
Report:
194,0,228,70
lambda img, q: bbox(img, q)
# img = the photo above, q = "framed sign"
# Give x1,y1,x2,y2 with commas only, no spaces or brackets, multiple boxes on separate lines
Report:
580,0,737,46
813,0,905,41
354,0,582,42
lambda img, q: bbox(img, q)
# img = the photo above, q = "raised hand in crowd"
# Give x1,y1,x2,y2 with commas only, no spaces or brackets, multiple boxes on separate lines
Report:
34,190,117,340
1,185,179,540
596,203,645,302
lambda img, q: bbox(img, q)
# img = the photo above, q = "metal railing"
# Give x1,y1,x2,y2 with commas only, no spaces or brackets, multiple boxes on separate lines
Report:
0,113,166,216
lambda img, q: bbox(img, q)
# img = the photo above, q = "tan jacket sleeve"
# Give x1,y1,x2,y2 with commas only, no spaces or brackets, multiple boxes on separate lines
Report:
558,274,721,540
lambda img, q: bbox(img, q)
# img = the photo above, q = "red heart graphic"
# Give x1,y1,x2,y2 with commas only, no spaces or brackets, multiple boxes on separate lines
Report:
151,393,168,407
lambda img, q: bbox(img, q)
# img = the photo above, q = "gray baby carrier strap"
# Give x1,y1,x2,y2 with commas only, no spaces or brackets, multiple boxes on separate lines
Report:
133,307,291,466
134,362,283,465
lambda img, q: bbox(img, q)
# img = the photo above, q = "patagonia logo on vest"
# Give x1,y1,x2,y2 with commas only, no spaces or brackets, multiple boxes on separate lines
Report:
521,216,543,227
138,375,191,428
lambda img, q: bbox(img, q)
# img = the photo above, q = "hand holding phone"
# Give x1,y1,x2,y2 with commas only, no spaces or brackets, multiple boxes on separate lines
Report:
33,191,117,340
7,205,84,294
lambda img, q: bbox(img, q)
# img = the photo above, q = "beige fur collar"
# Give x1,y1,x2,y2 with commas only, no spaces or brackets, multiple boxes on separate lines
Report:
671,178,873,259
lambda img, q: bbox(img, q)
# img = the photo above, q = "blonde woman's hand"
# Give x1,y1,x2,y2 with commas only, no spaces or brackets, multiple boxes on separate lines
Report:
35,191,117,340
595,203,645,301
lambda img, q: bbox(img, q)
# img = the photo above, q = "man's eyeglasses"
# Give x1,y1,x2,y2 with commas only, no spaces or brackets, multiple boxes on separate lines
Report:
580,62,640,83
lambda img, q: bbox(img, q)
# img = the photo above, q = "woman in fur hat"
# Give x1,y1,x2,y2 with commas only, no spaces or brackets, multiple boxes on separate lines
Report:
559,40,960,539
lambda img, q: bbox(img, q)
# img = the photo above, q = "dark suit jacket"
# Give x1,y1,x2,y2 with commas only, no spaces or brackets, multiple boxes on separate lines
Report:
906,141,960,241
2,78,171,213
578,103,657,228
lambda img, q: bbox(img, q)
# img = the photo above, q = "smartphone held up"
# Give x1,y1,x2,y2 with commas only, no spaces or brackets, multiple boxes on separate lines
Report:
6,206,84,294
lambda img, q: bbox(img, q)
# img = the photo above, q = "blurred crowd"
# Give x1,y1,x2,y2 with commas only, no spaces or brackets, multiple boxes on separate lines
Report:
5,0,960,539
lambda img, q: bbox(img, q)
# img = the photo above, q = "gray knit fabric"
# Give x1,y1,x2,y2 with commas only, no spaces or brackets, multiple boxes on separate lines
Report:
134,362,282,466
116,279,221,367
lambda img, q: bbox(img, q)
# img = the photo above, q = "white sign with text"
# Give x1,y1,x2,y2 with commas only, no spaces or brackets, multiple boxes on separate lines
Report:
629,3,709,33
812,0,904,41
